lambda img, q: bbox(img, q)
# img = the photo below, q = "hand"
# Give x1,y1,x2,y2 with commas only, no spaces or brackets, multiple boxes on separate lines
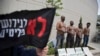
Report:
61,28,66,33
36,46,48,56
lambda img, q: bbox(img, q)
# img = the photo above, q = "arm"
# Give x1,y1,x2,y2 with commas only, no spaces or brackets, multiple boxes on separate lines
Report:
74,28,77,33
75,28,78,34
56,22,62,31
64,24,67,33
88,29,90,34
82,29,84,34
82,28,85,34
66,26,71,33
74,27,77,35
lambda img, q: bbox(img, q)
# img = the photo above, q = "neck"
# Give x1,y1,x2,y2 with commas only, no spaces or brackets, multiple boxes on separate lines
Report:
79,27,82,29
87,27,89,28
61,21,64,22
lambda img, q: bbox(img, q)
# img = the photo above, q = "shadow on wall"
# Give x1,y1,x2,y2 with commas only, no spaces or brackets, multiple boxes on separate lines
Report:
92,31,100,43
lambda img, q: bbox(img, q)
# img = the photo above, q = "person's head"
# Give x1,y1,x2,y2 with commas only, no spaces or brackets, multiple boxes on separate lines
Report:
70,21,74,26
86,22,91,28
78,23,83,29
61,16,65,22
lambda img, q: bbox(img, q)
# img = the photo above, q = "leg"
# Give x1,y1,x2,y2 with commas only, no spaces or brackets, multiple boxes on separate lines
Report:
70,37,74,48
60,36,64,48
83,36,86,47
56,34,60,49
77,38,81,47
66,37,70,48
75,37,78,47
83,35,88,47
85,36,89,46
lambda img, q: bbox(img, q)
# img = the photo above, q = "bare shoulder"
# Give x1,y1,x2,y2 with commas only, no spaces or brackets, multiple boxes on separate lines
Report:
64,23,66,25
75,28,79,31
64,23,66,27
76,28,79,30
84,27,86,30
57,21,61,24
67,25,70,28
57,21,60,24
74,27,76,29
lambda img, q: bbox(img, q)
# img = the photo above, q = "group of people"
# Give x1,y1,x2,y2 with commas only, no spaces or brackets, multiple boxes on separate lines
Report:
56,16,91,48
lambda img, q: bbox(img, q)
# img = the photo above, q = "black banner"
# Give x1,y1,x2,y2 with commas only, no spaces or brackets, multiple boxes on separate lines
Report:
0,8,56,50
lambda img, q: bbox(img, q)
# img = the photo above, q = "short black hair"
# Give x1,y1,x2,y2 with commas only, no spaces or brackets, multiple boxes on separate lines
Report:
70,20,74,23
61,16,65,21
87,22,91,25
61,16,65,19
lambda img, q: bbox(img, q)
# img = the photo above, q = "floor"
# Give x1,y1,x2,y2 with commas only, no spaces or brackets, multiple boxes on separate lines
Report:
89,42,100,56
47,42,100,56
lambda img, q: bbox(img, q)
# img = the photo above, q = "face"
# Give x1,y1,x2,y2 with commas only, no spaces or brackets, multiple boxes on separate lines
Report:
70,21,74,26
79,23,82,29
61,16,65,22
87,23,90,28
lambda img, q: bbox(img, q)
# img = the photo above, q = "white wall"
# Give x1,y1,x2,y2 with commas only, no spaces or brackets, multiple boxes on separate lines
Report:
49,0,98,43
0,0,98,43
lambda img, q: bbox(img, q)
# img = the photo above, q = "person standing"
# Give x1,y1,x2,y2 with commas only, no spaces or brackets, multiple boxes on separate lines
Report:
74,23,83,47
56,16,66,48
66,21,76,48
83,22,91,47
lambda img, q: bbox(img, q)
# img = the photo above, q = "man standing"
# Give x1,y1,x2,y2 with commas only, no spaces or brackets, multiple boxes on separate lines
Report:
66,21,76,48
74,23,83,47
56,16,66,48
83,22,91,47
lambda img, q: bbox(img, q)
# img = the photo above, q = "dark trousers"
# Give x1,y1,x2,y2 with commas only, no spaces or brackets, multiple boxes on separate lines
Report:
74,35,81,47
66,34,74,48
56,33,64,48
83,35,89,47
